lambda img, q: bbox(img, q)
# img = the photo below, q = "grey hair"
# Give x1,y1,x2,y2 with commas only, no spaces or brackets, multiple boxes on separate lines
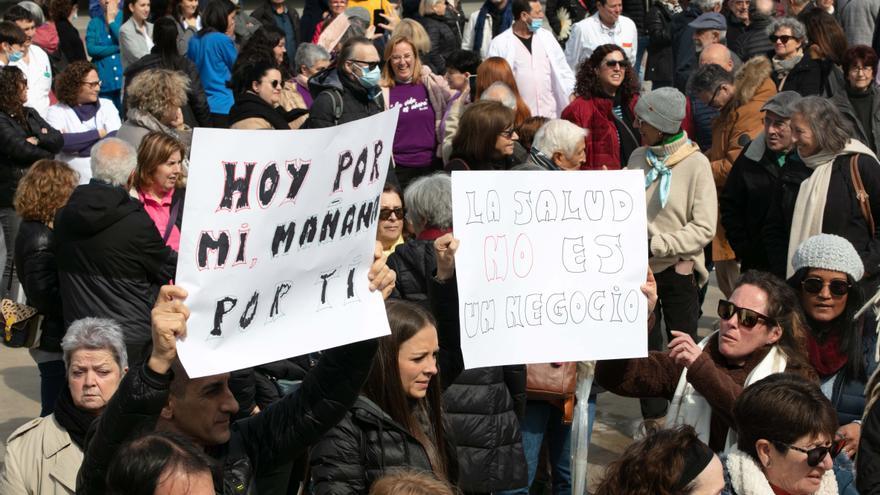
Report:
294,43,330,74
687,63,734,98
91,138,137,187
404,172,452,230
767,16,807,41
533,119,586,159
418,0,442,15
480,82,517,110
17,1,44,24
694,0,722,12
790,96,852,155
62,317,129,371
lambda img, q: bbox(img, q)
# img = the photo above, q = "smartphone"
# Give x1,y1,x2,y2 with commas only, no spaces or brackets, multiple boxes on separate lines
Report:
373,8,385,34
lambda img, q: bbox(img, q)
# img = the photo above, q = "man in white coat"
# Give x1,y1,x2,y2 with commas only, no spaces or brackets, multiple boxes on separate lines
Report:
564,0,638,71
487,0,575,118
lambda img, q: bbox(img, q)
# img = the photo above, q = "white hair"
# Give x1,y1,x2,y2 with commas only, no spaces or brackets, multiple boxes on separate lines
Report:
294,43,330,73
695,0,723,11
91,138,137,187
404,172,452,230
62,317,128,371
532,120,587,159
480,82,517,110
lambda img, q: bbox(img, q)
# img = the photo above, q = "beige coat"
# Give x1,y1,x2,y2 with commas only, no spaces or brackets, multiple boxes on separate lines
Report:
0,415,82,495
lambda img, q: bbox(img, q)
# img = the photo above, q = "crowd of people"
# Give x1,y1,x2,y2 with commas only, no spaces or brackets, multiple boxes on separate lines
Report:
0,0,879,492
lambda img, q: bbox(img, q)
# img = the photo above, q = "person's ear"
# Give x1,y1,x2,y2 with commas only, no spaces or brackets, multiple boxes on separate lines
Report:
766,324,782,345
251,80,261,93
552,151,566,166
756,439,774,468
160,399,175,420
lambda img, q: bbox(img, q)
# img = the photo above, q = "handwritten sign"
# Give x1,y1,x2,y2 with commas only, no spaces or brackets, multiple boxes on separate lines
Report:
175,110,399,378
451,170,649,368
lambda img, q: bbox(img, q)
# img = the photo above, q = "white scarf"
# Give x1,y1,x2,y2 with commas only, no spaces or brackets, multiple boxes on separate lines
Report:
725,449,839,495
664,332,788,451
786,140,878,278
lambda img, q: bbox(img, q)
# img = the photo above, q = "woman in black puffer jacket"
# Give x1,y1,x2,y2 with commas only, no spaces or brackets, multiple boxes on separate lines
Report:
644,0,681,89
13,159,79,417
418,0,461,74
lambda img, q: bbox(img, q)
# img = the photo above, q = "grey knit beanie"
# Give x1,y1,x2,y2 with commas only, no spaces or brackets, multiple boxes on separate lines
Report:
634,87,687,135
791,234,864,281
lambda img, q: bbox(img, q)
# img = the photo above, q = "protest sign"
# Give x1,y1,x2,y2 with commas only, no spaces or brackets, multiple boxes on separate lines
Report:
451,170,649,369
175,109,399,378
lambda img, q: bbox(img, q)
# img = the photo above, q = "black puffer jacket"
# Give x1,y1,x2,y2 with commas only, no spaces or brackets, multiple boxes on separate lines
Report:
623,0,648,33
76,337,378,495
419,14,461,74
303,68,385,128
730,13,774,60
443,367,528,492
0,108,63,207
387,239,436,307
123,50,212,128
645,1,676,85
54,181,176,365
14,221,65,353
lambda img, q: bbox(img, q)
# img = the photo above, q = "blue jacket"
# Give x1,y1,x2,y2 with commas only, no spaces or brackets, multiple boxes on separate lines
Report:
187,32,237,115
86,11,124,93
830,327,878,425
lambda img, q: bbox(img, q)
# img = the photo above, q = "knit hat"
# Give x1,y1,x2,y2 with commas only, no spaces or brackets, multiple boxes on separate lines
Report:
791,234,864,281
634,87,687,135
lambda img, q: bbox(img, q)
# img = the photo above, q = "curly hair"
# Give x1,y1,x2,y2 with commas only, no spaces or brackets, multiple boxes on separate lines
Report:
574,44,639,102
127,69,190,120
133,131,187,192
369,470,456,495
13,159,79,224
238,25,292,79
594,425,714,495
0,66,27,126
54,60,97,107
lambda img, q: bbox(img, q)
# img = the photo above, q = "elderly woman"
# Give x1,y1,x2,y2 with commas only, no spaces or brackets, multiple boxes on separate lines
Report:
117,68,192,151
291,42,330,110
46,61,122,183
85,0,124,109
0,318,127,494
723,373,857,494
529,119,586,170
787,234,878,460
776,11,847,97
767,17,809,90
596,270,815,452
13,160,79,417
377,182,405,256
830,46,880,153
381,34,451,190
130,131,185,251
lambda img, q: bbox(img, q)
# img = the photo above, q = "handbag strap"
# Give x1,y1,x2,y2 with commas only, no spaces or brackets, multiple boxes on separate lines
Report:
163,196,182,243
850,154,875,237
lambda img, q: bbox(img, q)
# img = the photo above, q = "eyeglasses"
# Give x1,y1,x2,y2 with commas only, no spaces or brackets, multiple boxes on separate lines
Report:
268,79,284,88
772,440,844,467
769,34,797,44
82,80,102,88
801,277,851,296
379,207,405,220
717,299,776,328
849,65,872,75
603,59,629,69
350,59,381,71
498,128,517,139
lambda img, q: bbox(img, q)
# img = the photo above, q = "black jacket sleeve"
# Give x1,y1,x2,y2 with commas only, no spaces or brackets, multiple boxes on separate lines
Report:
719,151,751,260
76,363,172,495
858,398,880,494
185,61,213,127
502,365,527,419
429,275,464,390
302,91,338,129
646,5,672,47
308,413,366,495
231,336,378,473
762,181,790,279
229,368,258,419
16,235,62,318
0,112,60,167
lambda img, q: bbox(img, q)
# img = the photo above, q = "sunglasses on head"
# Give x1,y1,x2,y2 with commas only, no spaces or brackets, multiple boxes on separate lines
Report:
769,34,797,44
379,207,405,220
801,277,851,296
604,59,629,68
772,440,845,467
717,300,776,328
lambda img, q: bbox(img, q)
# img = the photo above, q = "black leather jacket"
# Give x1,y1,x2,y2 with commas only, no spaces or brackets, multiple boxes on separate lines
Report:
14,221,65,352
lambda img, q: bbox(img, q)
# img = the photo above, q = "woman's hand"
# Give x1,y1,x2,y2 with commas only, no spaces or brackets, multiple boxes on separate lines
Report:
641,268,658,314
369,241,396,299
434,233,459,282
668,330,701,368
25,137,38,145
377,3,400,33
837,422,861,458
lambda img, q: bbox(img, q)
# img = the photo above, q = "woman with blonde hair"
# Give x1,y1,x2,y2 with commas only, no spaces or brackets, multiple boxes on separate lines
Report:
13,159,79,416
131,131,186,251
117,68,192,151
381,34,451,190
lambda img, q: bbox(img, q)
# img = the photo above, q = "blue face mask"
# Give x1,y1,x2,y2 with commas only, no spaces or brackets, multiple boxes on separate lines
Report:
528,18,543,32
7,49,23,63
357,64,381,88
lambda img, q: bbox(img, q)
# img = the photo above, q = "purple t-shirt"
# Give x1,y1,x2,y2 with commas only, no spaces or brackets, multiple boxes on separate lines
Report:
389,82,436,167
296,81,313,108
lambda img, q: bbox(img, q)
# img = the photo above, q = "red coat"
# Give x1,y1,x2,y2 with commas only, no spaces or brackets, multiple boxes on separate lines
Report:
561,93,695,170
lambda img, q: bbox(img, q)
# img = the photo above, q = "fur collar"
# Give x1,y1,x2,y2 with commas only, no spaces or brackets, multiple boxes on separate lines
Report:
724,449,839,495
720,57,774,122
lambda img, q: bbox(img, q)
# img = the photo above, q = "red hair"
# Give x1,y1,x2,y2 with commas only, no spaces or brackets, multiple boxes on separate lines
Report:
474,57,532,127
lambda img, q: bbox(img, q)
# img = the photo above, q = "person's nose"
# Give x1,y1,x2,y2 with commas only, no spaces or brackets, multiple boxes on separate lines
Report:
424,356,438,377
819,450,834,470
818,283,832,299
220,387,240,415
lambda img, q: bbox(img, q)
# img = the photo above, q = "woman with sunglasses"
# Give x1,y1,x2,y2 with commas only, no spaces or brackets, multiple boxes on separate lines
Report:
378,182,406,256
447,100,519,171
787,234,878,460
767,17,809,92
723,373,857,495
229,57,301,129
595,270,815,452
561,44,640,170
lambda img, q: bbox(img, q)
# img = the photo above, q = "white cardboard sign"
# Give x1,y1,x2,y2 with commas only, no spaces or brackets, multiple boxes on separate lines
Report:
175,109,399,378
451,170,649,368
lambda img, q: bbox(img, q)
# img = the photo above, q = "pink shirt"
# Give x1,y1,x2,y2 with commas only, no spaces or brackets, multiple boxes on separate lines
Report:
138,187,180,251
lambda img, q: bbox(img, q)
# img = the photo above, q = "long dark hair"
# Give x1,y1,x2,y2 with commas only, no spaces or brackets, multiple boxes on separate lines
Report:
0,66,27,126
449,100,515,170
239,25,291,79
573,44,639,102
198,0,234,36
801,7,848,64
361,301,451,479
788,268,867,381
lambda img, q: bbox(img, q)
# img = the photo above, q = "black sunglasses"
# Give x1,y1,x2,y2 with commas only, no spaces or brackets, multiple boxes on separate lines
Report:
379,207,405,220
801,277,851,297
769,34,797,44
718,300,776,328
350,59,381,71
772,440,844,467
604,59,629,68
269,79,284,89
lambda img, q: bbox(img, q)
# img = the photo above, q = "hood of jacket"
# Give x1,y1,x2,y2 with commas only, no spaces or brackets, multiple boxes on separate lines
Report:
720,56,774,121
56,181,142,237
308,66,376,103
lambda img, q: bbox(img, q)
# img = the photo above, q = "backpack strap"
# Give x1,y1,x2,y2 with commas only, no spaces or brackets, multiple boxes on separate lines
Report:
850,154,875,237
329,89,344,126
